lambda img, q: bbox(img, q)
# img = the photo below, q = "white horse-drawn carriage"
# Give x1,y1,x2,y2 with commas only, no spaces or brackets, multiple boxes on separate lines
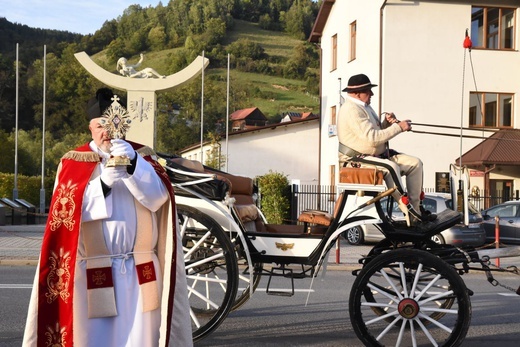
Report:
160,154,519,346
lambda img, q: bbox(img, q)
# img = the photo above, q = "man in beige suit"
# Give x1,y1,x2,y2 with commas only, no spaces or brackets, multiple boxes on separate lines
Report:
337,74,434,224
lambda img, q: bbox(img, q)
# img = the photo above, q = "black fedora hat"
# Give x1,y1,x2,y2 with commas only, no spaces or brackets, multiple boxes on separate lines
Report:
342,74,378,93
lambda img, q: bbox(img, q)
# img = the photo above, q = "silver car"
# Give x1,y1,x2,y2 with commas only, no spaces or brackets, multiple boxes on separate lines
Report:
481,200,520,245
344,193,486,246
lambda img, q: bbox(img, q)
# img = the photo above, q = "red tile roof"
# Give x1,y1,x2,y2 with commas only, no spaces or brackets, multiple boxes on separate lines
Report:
230,107,258,120
458,129,520,167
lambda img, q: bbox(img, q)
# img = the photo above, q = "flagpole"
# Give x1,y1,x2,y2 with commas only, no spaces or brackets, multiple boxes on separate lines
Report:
40,45,47,218
200,50,204,163
13,43,19,200
225,53,230,171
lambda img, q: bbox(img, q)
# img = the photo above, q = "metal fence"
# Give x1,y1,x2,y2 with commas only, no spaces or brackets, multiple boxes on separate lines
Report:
289,184,338,222
289,185,520,220
468,191,520,211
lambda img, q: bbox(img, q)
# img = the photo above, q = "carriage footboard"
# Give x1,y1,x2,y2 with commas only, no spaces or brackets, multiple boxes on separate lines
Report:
383,208,462,242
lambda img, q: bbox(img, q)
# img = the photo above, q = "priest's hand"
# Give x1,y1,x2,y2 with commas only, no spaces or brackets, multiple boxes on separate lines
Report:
110,139,136,160
100,166,128,187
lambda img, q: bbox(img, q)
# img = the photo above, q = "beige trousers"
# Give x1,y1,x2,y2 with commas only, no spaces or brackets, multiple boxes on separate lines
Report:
343,153,424,212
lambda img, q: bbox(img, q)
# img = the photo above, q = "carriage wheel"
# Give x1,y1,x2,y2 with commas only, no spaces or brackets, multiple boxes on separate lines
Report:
349,249,471,347
232,261,262,311
177,205,239,342
362,243,455,324
227,232,263,311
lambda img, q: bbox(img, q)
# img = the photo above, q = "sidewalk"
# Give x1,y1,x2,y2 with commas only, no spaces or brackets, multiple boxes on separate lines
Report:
0,223,370,268
0,224,45,265
1,224,519,270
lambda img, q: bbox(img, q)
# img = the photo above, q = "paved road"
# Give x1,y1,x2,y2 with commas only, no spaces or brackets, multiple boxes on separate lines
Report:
2,224,520,347
2,265,519,347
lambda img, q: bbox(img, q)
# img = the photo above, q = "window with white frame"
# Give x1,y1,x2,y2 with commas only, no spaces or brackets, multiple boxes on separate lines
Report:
469,92,513,128
471,7,515,50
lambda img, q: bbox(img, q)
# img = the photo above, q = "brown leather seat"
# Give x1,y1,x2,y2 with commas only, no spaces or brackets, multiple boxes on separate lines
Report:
339,167,384,185
297,193,345,230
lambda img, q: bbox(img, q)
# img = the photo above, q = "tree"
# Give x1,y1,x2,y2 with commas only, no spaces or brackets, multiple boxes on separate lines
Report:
148,25,167,51
204,132,226,170
106,38,127,62
283,0,315,40
84,19,118,54
34,44,101,139
0,53,14,131
0,129,14,173
283,41,319,79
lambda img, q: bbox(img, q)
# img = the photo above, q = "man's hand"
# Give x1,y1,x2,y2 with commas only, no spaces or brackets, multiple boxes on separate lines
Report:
398,120,412,132
384,112,399,124
100,166,128,187
110,139,136,160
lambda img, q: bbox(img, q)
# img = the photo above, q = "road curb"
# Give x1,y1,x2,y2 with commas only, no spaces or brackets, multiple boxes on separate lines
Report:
0,259,39,266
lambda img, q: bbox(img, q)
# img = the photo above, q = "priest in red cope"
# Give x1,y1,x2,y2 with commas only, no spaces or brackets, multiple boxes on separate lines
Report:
23,88,192,346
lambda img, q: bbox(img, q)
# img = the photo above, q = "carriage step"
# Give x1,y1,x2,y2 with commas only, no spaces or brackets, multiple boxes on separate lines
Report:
266,266,295,297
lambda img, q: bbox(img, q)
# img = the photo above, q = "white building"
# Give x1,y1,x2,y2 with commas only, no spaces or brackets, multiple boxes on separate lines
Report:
310,0,520,199
180,117,320,184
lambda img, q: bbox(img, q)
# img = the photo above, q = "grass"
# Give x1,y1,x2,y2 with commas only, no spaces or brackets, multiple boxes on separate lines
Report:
224,20,302,60
90,20,318,117
219,69,317,117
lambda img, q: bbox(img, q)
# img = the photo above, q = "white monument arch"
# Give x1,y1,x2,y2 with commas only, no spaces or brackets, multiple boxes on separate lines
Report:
74,51,209,147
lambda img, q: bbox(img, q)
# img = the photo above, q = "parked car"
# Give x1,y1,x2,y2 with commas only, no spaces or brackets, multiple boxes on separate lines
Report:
481,200,520,245
344,193,486,246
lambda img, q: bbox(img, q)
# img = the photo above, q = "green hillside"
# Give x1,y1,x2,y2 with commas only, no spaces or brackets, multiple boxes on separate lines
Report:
0,1,321,179
223,20,301,59
91,20,318,118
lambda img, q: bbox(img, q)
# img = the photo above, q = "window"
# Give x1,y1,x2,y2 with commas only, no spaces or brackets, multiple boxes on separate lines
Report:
469,92,513,128
331,105,337,125
331,34,337,71
422,198,438,214
349,21,357,61
471,7,515,50
485,203,519,218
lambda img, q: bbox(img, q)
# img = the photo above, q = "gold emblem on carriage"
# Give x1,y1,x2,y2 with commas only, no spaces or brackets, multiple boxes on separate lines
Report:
275,242,294,251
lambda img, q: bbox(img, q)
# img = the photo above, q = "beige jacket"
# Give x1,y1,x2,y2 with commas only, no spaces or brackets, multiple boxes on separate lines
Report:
337,97,402,163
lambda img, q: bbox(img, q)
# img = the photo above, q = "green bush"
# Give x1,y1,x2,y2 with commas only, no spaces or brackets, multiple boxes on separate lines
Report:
257,171,290,224
0,173,54,210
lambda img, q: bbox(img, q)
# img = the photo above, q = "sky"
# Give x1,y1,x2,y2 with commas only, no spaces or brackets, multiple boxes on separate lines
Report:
0,0,160,35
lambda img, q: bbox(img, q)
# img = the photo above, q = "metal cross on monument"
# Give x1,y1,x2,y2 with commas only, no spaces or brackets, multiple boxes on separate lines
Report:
74,51,209,148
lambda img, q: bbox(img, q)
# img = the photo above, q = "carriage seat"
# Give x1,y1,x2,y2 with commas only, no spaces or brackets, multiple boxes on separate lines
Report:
297,192,346,232
339,166,384,185
168,157,261,226
218,173,258,224
298,210,333,227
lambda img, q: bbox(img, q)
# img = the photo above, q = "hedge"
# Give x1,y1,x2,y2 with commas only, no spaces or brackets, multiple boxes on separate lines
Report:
0,173,54,210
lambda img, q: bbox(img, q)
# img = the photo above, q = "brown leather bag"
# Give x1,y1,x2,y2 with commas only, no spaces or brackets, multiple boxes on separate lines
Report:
339,167,384,185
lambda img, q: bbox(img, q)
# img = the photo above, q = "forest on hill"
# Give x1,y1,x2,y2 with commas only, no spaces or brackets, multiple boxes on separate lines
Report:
0,0,321,182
